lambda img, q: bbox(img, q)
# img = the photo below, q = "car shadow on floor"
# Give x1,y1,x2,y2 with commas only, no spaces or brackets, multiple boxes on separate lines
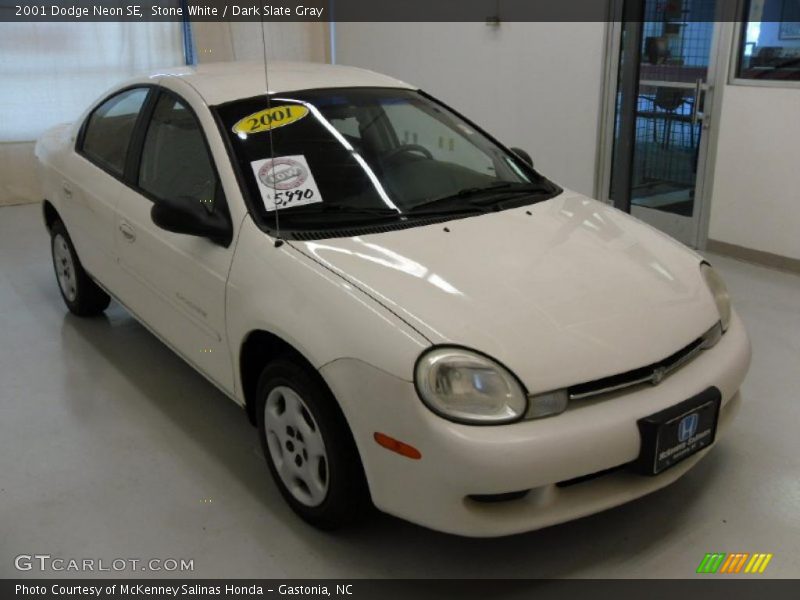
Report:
60,305,729,579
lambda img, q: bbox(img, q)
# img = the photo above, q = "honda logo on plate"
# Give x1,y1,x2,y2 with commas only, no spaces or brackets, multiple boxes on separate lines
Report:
678,413,699,443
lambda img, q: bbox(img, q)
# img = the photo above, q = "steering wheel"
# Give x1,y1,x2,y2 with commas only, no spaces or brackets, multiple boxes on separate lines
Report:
382,144,433,163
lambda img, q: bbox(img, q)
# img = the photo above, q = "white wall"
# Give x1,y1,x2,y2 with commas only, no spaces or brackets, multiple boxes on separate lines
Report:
193,22,328,63
333,22,607,197
229,22,328,63
708,84,800,260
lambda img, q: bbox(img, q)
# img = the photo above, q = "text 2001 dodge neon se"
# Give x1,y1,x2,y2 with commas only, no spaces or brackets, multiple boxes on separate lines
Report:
36,62,750,537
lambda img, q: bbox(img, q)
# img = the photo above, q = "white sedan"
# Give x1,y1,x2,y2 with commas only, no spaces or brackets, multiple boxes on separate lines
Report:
36,61,750,537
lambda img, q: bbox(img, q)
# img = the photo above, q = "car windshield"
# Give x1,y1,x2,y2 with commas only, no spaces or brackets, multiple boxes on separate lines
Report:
215,88,560,231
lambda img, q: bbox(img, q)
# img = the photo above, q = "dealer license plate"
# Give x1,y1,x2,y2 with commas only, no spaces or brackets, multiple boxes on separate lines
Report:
633,387,721,476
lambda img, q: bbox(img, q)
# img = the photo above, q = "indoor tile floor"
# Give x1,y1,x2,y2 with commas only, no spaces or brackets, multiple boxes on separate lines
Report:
1,203,798,579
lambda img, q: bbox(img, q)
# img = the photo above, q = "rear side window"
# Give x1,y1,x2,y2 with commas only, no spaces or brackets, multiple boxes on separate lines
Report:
138,94,217,208
81,88,149,176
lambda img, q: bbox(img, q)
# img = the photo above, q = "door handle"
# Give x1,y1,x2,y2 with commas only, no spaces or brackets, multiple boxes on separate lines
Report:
119,222,136,243
691,78,706,126
62,185,72,199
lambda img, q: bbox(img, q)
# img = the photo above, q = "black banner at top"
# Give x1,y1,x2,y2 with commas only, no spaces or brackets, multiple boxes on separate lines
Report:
1,0,747,22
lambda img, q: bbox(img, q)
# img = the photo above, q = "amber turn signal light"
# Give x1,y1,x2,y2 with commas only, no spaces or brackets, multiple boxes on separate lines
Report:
374,432,422,460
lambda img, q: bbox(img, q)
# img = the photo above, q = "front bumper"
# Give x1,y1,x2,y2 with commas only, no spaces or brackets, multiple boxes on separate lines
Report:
320,311,751,537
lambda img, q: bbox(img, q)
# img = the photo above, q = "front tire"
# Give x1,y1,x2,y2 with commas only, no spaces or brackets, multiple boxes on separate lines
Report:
256,360,368,529
50,221,110,316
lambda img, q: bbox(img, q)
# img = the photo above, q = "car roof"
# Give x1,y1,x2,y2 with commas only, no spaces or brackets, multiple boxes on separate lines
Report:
149,61,415,106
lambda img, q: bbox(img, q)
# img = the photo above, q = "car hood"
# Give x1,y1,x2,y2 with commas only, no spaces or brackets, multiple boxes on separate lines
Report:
291,191,720,392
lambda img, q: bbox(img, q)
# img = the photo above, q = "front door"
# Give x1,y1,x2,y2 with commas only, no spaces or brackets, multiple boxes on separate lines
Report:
114,90,235,394
608,0,724,247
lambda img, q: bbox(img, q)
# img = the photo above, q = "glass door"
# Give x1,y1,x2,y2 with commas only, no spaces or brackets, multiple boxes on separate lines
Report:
609,0,722,247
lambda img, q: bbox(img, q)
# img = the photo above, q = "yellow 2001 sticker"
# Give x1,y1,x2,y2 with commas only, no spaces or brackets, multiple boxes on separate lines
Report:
232,105,309,135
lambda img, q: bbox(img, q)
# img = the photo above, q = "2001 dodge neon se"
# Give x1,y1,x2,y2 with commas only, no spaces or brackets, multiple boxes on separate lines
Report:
36,61,750,537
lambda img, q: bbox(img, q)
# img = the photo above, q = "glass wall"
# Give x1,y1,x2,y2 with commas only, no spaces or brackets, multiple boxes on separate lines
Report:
737,0,800,81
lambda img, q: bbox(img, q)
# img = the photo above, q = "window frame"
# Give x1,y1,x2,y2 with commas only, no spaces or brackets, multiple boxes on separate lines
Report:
76,84,232,245
76,85,158,182
728,0,800,88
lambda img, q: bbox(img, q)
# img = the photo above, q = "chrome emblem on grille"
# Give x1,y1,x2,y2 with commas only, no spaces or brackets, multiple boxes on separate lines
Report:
650,366,667,385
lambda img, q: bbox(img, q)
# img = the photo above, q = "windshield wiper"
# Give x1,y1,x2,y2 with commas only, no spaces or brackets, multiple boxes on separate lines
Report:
320,204,400,216
403,205,489,217
316,203,485,221
278,204,402,224
409,182,553,213
286,204,401,218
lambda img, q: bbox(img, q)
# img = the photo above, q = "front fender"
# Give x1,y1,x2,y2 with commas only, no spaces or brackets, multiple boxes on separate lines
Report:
226,217,430,404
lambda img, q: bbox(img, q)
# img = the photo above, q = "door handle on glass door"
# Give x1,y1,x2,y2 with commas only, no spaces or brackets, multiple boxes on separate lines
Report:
119,223,136,243
691,79,707,126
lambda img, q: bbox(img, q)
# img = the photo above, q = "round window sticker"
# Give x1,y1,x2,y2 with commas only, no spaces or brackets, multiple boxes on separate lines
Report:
257,157,308,191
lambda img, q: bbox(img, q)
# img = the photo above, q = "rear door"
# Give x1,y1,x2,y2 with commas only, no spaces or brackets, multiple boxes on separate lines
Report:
67,86,152,291
112,88,236,394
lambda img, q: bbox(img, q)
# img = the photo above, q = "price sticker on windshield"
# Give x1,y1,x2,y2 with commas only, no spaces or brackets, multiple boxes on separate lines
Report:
251,155,323,213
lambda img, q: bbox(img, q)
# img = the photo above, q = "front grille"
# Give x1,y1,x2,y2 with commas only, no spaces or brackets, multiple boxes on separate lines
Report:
567,322,723,401
467,490,531,503
556,464,626,488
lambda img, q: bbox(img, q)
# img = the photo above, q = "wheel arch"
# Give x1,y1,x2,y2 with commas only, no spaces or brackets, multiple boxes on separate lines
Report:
238,328,373,512
239,329,329,426
42,199,60,231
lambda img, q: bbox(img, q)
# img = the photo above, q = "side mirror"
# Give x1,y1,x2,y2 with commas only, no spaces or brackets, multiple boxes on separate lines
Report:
151,196,232,246
510,147,534,168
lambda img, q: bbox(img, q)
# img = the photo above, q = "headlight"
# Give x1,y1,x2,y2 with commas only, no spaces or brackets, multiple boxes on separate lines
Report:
701,263,731,332
414,348,527,424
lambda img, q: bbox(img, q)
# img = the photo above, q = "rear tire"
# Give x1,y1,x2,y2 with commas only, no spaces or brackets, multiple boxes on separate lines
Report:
50,221,110,317
256,359,369,530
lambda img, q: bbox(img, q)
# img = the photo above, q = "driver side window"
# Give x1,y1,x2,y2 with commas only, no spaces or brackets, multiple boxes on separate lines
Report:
138,94,218,209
